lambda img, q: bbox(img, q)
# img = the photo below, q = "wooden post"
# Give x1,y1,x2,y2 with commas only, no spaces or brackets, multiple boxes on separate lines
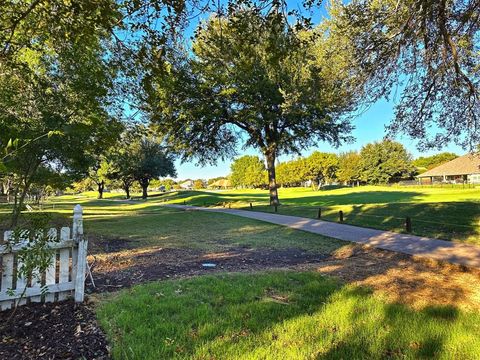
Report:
250,202,253,210
405,217,412,233
317,208,321,219
73,205,87,303
339,210,344,223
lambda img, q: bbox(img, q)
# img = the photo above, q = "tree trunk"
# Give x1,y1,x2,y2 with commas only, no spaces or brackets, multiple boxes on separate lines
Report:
124,185,130,199
265,150,279,206
140,178,149,199
11,180,29,227
97,180,105,199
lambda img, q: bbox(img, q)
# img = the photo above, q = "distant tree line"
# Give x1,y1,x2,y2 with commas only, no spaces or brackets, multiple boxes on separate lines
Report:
229,141,458,189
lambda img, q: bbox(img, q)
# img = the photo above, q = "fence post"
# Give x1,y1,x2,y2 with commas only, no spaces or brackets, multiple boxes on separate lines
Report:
339,210,344,223
405,217,412,233
317,208,321,219
73,205,87,303
250,202,253,210
274,205,278,213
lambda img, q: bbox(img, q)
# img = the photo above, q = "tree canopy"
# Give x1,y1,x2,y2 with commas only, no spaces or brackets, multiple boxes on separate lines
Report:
359,140,415,184
148,7,368,204
330,0,480,150
337,151,362,185
230,156,266,188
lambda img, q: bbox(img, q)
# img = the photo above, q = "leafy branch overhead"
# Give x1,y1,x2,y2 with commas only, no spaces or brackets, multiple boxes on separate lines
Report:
331,0,480,150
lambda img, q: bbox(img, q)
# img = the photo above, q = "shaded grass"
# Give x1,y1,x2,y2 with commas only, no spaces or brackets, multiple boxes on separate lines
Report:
85,207,344,253
97,271,480,360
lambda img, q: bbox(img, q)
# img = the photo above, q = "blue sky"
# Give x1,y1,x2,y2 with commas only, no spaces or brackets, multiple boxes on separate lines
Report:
175,98,465,180
172,1,465,180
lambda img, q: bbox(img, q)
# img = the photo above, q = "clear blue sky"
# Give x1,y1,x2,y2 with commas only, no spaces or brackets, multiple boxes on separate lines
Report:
175,98,465,180
173,1,465,180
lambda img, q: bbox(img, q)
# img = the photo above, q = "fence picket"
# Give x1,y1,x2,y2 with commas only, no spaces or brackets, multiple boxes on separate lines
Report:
57,227,71,301
0,206,87,311
15,232,28,306
30,230,45,303
44,228,58,302
1,231,14,310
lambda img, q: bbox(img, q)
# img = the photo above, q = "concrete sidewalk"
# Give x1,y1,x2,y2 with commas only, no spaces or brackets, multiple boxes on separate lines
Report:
166,204,480,269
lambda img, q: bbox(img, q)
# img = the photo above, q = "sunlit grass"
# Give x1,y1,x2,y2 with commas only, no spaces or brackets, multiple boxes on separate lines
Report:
97,271,480,360
160,186,480,243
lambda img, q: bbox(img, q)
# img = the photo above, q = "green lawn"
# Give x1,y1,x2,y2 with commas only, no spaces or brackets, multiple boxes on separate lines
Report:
159,186,480,244
97,271,480,360
0,192,344,253
2,190,480,358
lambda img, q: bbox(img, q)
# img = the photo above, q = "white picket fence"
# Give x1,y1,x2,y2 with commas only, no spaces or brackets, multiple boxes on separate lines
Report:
0,205,88,311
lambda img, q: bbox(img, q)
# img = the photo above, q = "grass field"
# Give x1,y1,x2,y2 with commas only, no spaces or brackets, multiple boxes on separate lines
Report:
158,185,480,244
2,187,480,359
0,191,344,253
97,272,480,360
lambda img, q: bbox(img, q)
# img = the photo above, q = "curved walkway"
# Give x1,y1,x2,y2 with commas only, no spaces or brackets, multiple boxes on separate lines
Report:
166,204,480,269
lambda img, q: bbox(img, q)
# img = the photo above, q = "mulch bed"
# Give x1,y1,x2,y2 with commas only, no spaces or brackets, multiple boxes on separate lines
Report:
88,246,327,293
0,299,109,359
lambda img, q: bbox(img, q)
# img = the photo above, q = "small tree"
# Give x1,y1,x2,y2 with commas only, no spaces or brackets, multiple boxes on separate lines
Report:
88,159,114,199
131,138,177,199
304,152,339,190
5,214,58,314
108,138,137,199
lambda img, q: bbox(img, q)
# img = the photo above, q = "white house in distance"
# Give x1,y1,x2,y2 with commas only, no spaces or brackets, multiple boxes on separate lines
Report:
179,180,194,190
417,153,480,184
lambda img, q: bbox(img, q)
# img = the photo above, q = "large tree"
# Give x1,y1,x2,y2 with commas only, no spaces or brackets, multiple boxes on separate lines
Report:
359,140,415,184
337,151,362,186
304,152,339,190
148,8,366,205
330,0,480,150
0,36,121,224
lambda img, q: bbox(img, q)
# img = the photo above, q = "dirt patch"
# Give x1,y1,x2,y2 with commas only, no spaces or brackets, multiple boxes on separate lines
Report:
86,243,480,311
88,247,326,293
89,234,137,253
0,300,109,359
313,244,480,310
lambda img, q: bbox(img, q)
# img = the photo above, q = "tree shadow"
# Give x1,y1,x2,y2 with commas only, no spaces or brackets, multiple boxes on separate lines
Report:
98,271,479,359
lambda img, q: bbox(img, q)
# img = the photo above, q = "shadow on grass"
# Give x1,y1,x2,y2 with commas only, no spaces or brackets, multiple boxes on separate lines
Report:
97,272,480,360
248,201,480,243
